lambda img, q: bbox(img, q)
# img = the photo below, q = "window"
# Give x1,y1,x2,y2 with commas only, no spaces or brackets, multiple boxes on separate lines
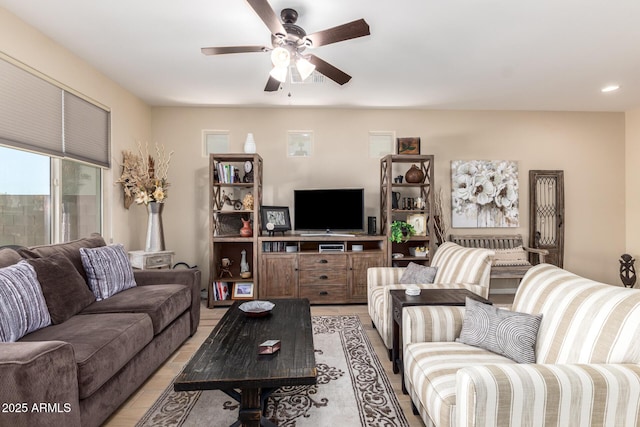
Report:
0,146,101,246
0,56,107,246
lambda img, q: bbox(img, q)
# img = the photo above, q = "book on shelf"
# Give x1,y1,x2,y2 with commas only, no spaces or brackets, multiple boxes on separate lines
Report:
215,162,242,184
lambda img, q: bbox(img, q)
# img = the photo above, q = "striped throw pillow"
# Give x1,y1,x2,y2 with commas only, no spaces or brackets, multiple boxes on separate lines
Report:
80,244,136,301
0,261,52,342
458,297,541,363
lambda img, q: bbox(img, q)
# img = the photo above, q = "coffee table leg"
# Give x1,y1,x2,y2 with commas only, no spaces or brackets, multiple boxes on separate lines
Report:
238,388,261,427
233,388,279,427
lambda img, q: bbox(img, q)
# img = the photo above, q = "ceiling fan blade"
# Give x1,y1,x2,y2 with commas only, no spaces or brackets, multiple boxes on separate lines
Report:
264,76,281,92
307,55,352,85
246,0,286,36
306,19,370,48
201,46,269,55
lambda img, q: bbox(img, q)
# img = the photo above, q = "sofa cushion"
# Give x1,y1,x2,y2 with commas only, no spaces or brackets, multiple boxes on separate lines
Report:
404,341,516,427
0,247,22,268
457,297,542,363
399,262,437,284
26,253,96,324
80,244,136,301
18,233,106,283
0,261,51,342
492,246,530,266
80,284,191,335
19,312,153,399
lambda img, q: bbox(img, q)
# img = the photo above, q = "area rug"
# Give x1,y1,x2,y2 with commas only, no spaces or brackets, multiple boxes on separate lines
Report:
136,315,409,427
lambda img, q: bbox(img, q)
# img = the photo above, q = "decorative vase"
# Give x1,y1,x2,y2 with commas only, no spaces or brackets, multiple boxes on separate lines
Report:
405,164,425,183
243,133,257,154
145,202,165,252
240,249,250,274
240,218,253,237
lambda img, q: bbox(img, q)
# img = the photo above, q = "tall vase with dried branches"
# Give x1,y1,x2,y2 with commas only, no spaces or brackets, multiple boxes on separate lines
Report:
116,142,174,251
433,187,450,246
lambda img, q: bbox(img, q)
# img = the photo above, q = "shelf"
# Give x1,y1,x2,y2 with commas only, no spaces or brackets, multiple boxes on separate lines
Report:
209,153,263,309
381,154,435,267
213,182,254,187
213,209,254,214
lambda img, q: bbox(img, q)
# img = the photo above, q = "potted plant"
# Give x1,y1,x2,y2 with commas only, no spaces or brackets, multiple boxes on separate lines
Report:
389,220,416,243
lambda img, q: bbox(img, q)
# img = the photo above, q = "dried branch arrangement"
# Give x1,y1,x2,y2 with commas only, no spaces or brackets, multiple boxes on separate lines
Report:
116,142,174,208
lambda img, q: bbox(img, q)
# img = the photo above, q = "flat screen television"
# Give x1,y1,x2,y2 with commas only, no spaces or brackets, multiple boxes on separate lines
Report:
294,188,364,234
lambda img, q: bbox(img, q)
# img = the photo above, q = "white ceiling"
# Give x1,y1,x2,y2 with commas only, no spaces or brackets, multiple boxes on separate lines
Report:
1,0,639,111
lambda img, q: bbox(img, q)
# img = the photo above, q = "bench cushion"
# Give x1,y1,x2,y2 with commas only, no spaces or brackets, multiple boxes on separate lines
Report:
492,246,530,266
20,313,153,399
80,285,191,335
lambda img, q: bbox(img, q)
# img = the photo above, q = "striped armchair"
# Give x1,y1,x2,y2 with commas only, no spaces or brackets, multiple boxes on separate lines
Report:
403,263,640,427
367,242,494,354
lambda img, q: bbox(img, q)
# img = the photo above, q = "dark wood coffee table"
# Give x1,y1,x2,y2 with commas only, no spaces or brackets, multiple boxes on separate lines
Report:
390,289,491,389
174,298,317,427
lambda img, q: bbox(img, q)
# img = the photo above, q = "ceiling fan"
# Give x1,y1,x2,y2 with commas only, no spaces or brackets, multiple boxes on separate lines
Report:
201,0,370,92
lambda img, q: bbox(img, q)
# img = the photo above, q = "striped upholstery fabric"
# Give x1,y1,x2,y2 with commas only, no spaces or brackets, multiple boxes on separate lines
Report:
512,263,640,364
457,364,640,426
431,242,494,291
403,263,640,427
404,342,515,427
367,243,494,350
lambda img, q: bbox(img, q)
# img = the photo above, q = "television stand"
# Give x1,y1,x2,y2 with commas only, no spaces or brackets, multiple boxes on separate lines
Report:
258,234,387,304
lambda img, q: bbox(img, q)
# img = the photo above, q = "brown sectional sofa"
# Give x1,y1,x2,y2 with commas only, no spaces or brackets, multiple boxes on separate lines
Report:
0,234,201,427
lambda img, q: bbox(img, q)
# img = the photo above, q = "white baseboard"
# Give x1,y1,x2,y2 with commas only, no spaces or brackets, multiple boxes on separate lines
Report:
489,288,517,295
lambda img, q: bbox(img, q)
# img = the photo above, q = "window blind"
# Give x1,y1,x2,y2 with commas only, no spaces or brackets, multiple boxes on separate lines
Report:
0,58,63,157
0,57,111,168
64,92,110,168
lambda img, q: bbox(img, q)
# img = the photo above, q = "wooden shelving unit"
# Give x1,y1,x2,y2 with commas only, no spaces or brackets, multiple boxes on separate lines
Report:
208,153,262,307
380,154,435,266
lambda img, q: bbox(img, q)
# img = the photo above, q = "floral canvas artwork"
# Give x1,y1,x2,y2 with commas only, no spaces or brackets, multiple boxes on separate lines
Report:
451,160,519,228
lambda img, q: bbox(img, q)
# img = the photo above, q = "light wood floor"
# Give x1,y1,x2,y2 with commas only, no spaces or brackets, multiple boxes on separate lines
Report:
104,294,514,427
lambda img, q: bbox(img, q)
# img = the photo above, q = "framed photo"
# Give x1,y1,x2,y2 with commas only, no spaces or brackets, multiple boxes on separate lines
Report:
407,213,427,236
287,131,313,157
397,137,421,155
232,282,254,299
260,206,292,232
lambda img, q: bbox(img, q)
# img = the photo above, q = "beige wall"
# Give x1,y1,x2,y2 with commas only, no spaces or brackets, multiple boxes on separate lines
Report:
0,6,631,290
0,7,152,248
626,109,640,257
152,107,625,286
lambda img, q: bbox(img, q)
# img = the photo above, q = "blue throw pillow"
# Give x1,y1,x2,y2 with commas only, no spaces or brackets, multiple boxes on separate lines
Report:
0,261,51,342
80,244,136,301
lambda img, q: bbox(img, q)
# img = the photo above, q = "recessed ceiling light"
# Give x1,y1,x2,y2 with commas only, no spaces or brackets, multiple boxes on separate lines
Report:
601,84,620,93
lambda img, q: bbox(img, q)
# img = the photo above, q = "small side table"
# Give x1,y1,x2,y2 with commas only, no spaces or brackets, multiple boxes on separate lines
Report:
390,289,492,391
128,250,175,270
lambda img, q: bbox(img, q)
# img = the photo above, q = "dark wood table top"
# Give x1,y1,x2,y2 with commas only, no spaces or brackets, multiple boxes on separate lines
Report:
174,298,317,392
389,288,491,306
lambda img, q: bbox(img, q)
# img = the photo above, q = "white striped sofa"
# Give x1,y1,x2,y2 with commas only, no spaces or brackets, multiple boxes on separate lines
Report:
403,263,640,427
367,242,494,354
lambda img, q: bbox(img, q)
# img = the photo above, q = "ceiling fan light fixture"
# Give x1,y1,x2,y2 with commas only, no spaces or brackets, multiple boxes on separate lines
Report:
296,57,316,80
269,65,288,83
270,46,290,68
